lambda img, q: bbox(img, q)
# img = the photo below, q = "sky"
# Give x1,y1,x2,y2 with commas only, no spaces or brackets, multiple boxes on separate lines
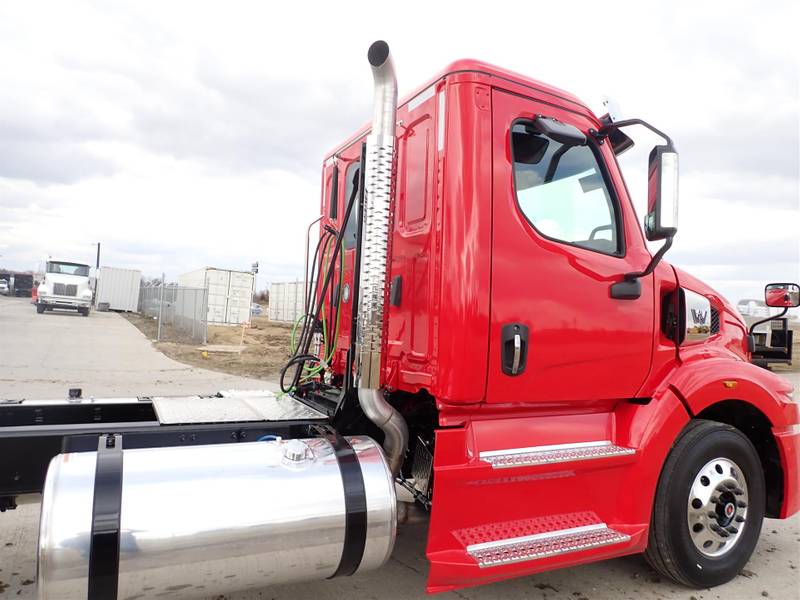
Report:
0,0,798,303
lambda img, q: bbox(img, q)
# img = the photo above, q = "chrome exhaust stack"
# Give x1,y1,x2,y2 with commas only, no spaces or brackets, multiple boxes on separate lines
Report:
356,41,408,476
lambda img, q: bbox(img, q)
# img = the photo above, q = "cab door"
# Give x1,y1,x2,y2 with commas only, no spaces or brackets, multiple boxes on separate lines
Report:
486,90,654,404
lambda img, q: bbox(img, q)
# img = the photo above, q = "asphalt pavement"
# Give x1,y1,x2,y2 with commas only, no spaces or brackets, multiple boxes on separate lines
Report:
0,296,276,399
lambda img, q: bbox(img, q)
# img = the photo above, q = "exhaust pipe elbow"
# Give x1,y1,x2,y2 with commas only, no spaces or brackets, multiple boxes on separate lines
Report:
358,388,408,476
367,40,398,144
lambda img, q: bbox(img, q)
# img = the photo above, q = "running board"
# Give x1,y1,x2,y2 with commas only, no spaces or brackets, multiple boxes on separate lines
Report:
466,523,630,568
480,441,635,469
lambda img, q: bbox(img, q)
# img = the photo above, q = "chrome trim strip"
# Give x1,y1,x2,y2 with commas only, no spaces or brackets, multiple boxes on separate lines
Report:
480,440,612,458
408,84,435,111
480,440,635,469
466,523,630,568
437,91,446,151
467,524,606,553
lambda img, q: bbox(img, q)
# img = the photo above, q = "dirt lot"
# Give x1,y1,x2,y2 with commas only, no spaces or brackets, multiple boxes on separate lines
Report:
124,311,294,380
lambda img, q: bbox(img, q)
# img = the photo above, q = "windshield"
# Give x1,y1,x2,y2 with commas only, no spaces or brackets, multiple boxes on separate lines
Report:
47,262,90,277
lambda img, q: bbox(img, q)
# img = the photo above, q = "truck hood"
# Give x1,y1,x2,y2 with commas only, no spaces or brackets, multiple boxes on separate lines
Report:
40,273,92,296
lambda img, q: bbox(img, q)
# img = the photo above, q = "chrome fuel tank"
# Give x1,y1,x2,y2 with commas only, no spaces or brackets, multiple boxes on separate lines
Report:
37,436,396,599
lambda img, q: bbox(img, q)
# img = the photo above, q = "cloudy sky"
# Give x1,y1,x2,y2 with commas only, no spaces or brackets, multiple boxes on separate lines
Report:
0,0,797,303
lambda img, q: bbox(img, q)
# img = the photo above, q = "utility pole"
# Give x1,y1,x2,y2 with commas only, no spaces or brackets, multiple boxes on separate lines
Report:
91,243,101,306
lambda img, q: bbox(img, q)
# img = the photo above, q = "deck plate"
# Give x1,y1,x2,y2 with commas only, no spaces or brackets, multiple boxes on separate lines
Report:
152,392,326,424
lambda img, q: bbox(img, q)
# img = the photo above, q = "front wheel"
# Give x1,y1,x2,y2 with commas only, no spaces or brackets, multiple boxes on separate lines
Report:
36,303,45,314
645,419,765,588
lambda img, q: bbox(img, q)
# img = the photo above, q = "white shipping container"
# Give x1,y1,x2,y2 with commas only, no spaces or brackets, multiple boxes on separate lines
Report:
179,267,255,325
96,267,141,312
269,281,305,324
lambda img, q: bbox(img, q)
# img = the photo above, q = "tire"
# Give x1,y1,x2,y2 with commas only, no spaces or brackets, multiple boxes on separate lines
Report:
645,419,765,588
79,307,89,317
36,304,45,314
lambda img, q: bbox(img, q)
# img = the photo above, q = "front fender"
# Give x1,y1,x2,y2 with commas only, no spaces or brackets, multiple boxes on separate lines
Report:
669,357,798,428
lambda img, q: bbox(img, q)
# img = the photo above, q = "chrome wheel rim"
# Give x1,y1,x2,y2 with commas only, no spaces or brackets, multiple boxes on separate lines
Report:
687,457,748,557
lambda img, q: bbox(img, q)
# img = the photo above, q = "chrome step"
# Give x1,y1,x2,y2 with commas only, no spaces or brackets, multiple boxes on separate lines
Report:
480,441,635,469
467,523,630,568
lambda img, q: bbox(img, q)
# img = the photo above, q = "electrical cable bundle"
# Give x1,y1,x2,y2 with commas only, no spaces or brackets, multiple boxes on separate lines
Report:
279,167,360,394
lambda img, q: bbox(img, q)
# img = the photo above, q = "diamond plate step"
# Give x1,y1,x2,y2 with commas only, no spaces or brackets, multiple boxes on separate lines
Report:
467,523,630,568
480,440,635,469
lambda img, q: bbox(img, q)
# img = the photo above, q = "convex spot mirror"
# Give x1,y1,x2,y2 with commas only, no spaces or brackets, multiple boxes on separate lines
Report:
645,144,679,241
765,283,800,308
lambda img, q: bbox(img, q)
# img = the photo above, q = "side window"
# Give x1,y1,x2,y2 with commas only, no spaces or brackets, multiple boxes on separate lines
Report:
343,160,360,250
511,122,622,255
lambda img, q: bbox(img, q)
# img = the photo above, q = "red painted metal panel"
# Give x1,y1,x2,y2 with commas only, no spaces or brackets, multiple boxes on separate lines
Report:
425,391,689,592
486,89,655,404
431,81,493,404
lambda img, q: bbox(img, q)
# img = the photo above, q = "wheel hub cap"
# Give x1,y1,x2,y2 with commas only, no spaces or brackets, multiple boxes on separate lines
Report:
723,502,735,519
687,457,748,557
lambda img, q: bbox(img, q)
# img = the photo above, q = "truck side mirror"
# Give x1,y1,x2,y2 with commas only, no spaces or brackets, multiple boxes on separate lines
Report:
765,283,800,308
645,144,679,241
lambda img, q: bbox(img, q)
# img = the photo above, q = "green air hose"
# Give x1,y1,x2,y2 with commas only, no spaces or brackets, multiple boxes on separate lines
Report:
291,239,344,384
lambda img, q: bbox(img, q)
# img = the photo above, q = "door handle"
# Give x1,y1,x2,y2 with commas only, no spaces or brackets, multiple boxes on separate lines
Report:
512,333,521,375
501,323,529,376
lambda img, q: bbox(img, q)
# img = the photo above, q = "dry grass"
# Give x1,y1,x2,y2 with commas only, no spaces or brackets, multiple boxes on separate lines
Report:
124,312,293,380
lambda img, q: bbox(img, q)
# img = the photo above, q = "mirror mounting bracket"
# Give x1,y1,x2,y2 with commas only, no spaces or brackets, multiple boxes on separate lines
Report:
748,307,789,336
610,237,674,300
599,118,675,148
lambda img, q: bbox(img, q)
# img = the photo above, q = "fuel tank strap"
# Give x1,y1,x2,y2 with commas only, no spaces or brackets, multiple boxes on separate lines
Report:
88,434,123,600
328,433,368,577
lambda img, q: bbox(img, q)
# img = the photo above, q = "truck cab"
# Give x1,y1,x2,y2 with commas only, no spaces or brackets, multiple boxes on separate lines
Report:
304,51,799,593
37,260,93,315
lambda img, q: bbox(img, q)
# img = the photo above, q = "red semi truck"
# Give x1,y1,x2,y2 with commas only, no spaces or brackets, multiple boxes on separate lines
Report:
1,41,798,599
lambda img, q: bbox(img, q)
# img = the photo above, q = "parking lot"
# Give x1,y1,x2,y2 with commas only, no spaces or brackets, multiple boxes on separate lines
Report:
0,296,275,399
0,295,798,599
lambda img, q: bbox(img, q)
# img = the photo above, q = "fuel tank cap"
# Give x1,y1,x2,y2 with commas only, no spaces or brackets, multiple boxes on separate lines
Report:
282,439,311,463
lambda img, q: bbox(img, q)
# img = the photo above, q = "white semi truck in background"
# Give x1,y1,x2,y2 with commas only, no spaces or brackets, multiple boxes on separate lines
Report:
36,260,93,316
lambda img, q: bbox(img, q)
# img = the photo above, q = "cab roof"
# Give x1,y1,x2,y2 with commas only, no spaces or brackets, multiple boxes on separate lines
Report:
323,58,596,161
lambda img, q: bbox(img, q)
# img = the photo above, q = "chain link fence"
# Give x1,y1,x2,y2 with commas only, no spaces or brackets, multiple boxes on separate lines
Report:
139,283,208,344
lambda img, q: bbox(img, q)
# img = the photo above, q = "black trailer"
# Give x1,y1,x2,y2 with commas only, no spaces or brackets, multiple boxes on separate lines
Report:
11,272,34,297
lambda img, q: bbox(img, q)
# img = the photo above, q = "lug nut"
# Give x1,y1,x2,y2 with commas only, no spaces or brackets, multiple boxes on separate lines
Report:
709,496,719,504
718,530,730,538
707,511,718,519
737,500,747,508
735,515,745,523
726,526,738,534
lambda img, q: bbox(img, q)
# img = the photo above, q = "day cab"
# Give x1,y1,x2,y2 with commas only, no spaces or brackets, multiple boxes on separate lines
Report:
317,58,800,592
36,260,93,316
